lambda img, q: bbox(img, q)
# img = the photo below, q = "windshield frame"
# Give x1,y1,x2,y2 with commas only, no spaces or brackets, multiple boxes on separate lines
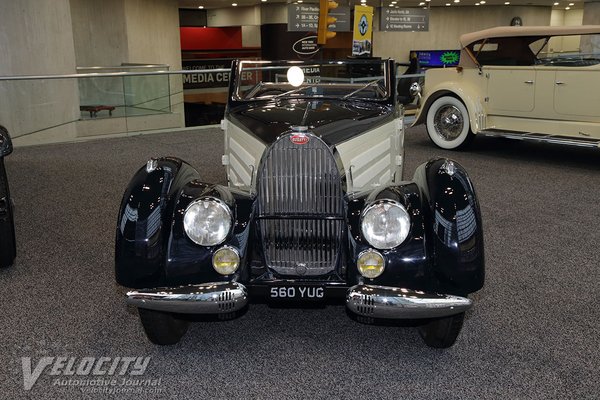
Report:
232,60,391,102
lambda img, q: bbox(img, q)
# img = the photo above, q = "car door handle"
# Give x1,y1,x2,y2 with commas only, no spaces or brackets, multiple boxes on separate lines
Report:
555,81,565,85
524,80,534,84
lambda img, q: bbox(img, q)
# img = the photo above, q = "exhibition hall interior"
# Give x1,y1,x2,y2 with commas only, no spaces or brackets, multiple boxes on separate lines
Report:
0,0,598,398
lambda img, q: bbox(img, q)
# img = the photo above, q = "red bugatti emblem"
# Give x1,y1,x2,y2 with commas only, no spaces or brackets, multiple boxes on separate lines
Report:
290,134,309,145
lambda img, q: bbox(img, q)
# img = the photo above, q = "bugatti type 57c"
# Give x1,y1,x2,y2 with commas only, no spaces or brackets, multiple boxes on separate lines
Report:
116,59,485,348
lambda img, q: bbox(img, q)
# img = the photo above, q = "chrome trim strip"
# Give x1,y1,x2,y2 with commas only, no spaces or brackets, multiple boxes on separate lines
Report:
126,282,248,314
480,130,600,148
76,64,170,71
346,284,472,319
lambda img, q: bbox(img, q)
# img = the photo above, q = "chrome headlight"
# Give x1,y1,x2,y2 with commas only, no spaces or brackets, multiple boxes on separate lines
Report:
183,198,232,246
361,200,410,249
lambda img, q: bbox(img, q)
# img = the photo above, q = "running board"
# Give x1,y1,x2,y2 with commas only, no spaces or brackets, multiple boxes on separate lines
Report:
479,129,600,149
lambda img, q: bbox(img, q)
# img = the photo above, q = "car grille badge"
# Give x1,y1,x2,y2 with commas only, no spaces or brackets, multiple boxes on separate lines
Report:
290,127,310,145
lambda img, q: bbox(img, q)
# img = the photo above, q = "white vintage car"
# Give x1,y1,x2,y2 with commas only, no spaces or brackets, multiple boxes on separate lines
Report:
412,25,600,149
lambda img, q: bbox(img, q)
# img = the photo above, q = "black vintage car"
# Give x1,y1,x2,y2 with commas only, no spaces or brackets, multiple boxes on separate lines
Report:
116,59,484,348
0,125,15,269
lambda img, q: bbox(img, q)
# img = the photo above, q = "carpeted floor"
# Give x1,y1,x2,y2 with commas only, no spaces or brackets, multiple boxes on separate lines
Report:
0,126,598,399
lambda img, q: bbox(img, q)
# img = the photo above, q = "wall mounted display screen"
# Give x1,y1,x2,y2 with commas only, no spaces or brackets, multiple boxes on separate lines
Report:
410,50,461,68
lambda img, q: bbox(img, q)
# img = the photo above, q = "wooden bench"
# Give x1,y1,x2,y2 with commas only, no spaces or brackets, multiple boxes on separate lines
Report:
80,105,116,118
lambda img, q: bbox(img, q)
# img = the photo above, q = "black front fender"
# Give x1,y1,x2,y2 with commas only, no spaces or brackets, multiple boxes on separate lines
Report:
164,182,254,286
413,158,485,294
0,125,13,157
115,157,200,288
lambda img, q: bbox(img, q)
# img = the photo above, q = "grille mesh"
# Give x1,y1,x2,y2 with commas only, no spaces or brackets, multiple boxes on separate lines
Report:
257,133,344,276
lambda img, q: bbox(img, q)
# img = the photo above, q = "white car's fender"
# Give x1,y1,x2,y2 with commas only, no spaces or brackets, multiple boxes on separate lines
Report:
413,72,487,134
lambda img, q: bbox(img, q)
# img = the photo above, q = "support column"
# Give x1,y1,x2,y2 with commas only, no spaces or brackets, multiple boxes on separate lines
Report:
581,1,600,53
0,0,79,144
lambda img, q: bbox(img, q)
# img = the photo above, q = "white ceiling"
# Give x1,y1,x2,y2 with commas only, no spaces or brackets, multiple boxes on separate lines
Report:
178,0,584,11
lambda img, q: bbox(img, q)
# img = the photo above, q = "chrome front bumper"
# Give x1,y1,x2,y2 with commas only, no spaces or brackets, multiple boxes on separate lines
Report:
346,284,472,319
126,282,248,314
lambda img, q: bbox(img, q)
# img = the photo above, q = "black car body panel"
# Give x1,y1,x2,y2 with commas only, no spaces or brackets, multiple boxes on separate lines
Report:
228,99,395,146
0,125,15,268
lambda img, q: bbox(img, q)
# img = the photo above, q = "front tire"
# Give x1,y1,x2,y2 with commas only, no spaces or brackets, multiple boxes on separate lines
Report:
426,96,474,150
138,308,189,345
418,312,465,348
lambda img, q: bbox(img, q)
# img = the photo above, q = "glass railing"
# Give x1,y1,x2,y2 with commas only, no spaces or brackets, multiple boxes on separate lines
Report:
0,64,426,146
77,64,172,119
0,65,190,146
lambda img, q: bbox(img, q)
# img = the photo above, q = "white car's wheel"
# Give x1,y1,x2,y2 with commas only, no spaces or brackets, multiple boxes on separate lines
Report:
426,96,474,150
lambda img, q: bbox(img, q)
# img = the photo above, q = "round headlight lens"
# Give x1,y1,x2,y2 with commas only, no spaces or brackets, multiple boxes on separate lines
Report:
357,249,385,279
212,246,240,275
361,200,410,249
183,198,232,246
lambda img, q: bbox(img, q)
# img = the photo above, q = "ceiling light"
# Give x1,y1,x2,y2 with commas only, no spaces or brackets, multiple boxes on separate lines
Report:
480,1,486,3
569,2,574,5
446,3,451,5
419,1,425,4
198,5,204,8
504,1,510,4
475,2,480,4
553,1,559,4
262,0,267,2
565,6,570,9
454,0,460,2
232,2,237,6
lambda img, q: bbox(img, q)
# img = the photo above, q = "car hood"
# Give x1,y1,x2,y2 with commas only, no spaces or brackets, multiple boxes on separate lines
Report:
227,98,395,146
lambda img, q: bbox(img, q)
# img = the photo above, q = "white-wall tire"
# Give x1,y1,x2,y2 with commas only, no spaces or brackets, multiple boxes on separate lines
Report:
426,96,474,150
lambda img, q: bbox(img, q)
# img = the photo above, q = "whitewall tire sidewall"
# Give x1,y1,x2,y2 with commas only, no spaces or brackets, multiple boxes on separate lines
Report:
426,96,471,150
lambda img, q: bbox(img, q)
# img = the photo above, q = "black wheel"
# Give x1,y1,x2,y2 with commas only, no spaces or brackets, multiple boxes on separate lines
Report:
418,312,465,349
0,159,16,268
426,96,475,150
138,308,189,345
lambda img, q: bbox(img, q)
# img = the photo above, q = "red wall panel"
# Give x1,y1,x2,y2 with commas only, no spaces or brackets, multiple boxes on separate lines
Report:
180,27,244,51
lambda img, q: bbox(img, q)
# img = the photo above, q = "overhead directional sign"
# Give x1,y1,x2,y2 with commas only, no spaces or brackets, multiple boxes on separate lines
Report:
380,8,429,32
288,4,320,32
288,4,350,32
328,6,351,32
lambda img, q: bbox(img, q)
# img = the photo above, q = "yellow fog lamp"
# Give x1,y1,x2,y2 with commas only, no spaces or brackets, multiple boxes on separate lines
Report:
357,249,385,279
212,246,240,275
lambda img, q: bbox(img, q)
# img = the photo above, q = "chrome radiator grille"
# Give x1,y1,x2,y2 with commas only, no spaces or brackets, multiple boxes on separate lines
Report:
257,133,344,276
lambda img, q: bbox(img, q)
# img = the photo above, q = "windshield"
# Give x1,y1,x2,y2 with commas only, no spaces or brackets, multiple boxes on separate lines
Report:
234,60,389,101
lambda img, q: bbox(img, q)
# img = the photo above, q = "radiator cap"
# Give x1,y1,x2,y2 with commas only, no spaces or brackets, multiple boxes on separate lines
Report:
291,125,308,133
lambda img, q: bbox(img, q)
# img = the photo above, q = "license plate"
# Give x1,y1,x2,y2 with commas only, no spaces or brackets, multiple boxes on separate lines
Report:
269,285,325,301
